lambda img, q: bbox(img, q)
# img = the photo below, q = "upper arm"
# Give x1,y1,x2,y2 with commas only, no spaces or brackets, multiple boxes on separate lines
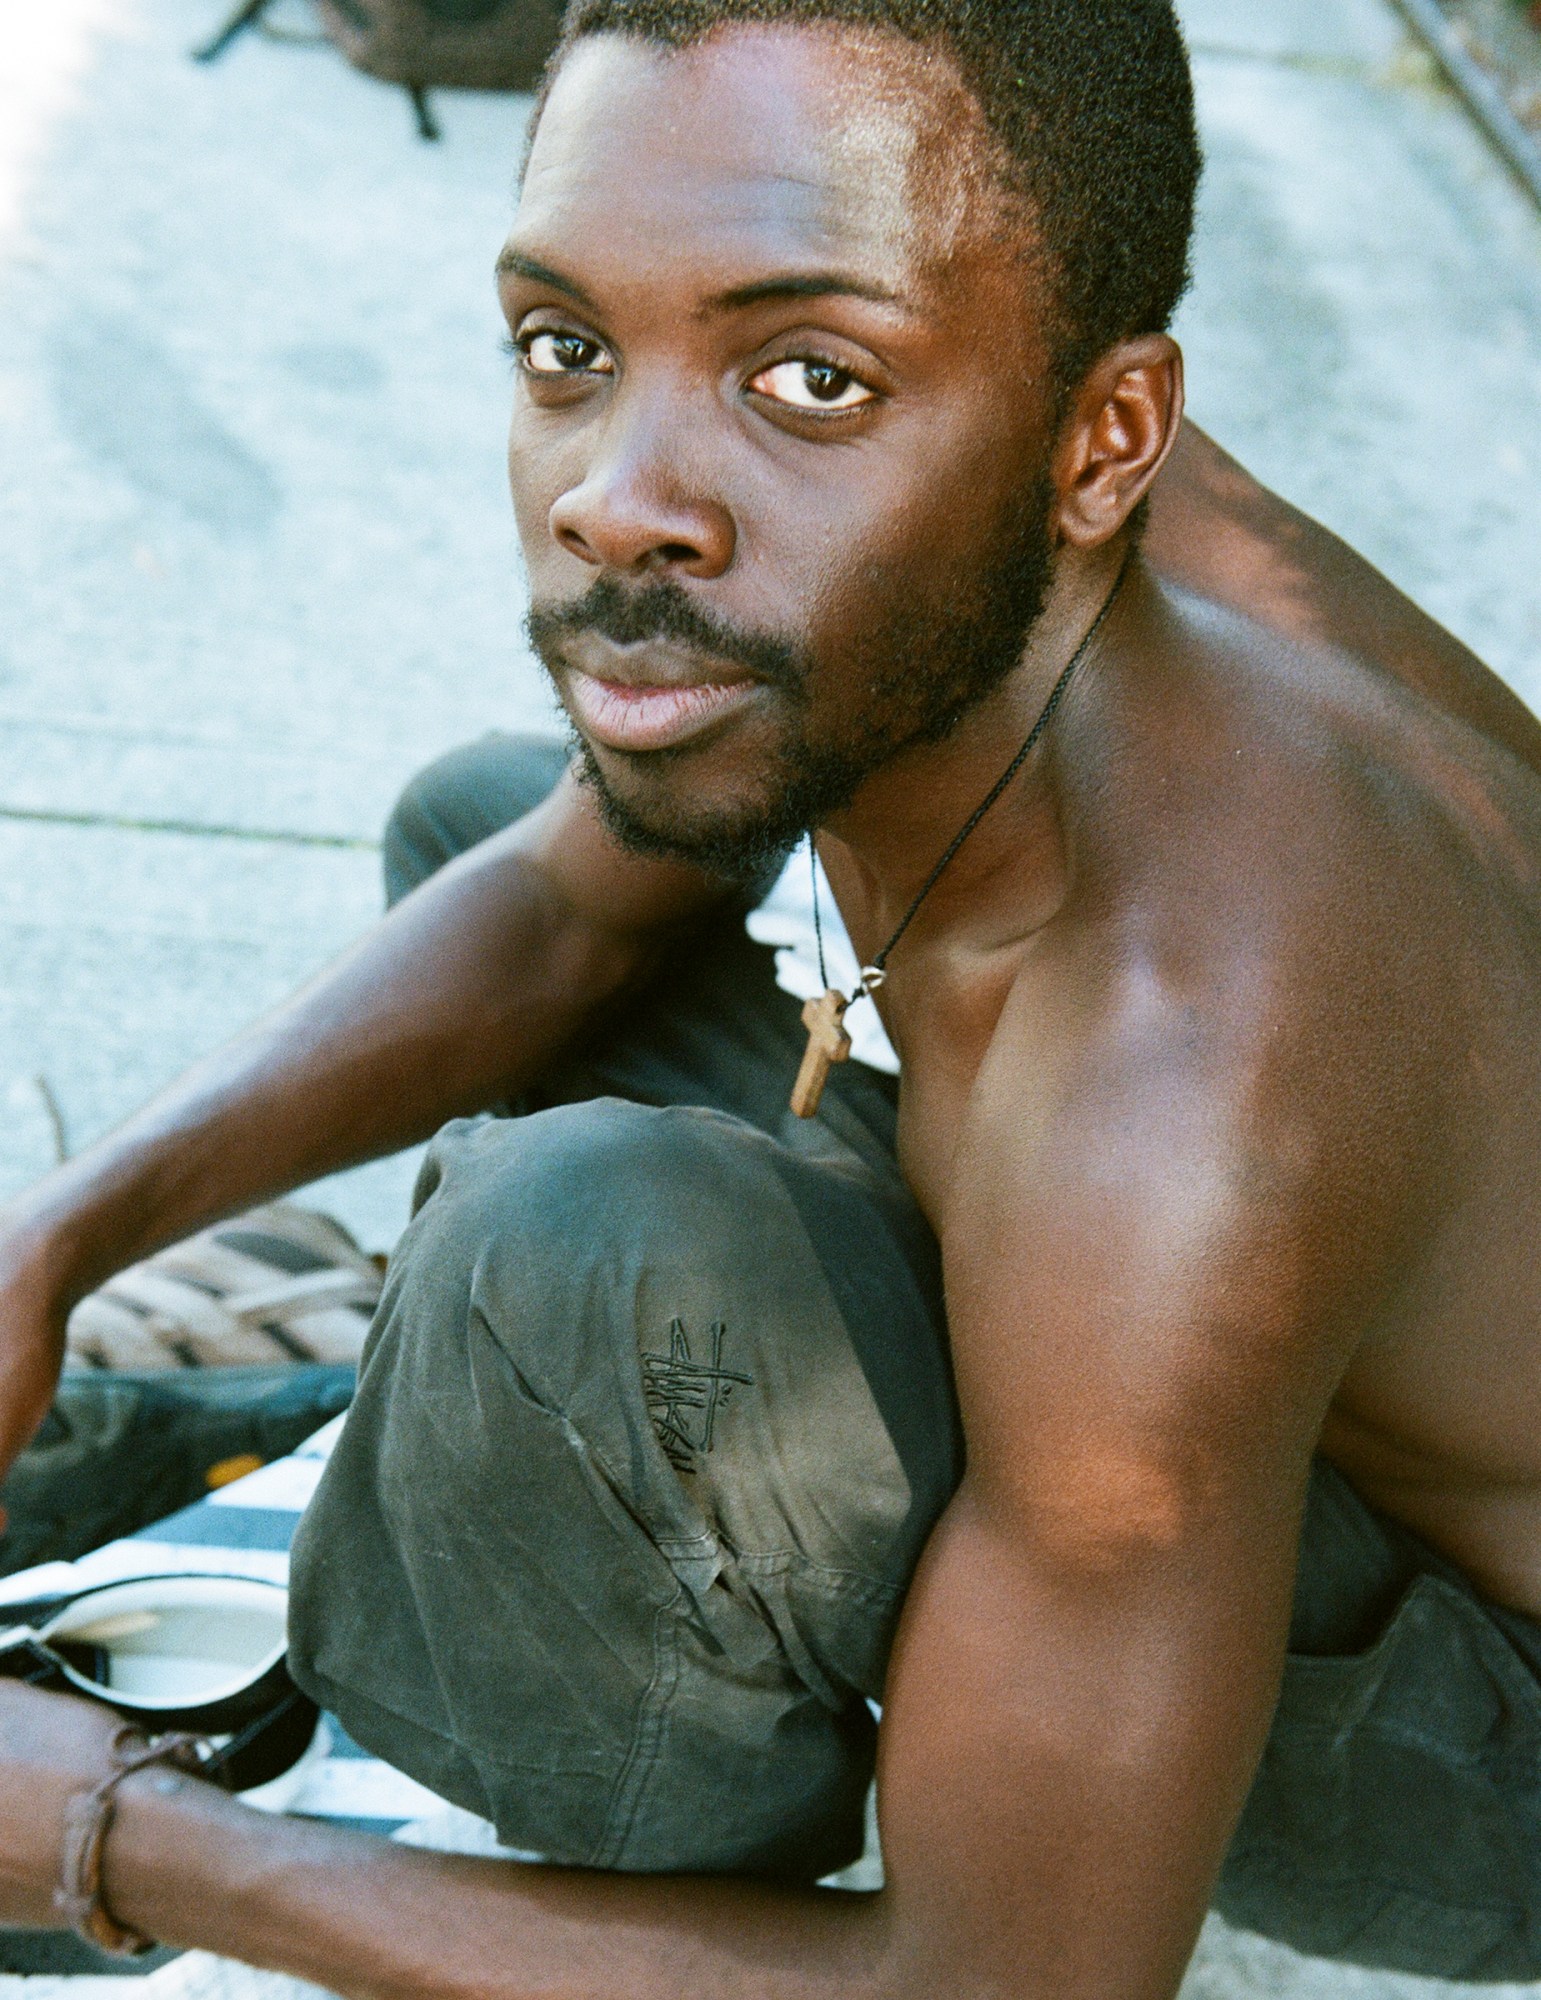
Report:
868,962,1428,1999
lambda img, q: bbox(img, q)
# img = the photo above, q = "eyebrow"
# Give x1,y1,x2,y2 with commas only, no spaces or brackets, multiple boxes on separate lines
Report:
701,272,904,314
496,249,902,318
495,249,599,312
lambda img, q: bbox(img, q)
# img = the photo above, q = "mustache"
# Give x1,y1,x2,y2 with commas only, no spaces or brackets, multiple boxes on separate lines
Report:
526,576,808,693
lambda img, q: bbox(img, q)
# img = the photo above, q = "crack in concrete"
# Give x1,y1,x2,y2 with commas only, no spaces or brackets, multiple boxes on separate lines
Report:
0,804,377,850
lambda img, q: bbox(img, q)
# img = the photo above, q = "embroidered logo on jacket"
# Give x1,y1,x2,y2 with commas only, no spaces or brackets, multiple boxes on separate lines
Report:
641,1318,751,1473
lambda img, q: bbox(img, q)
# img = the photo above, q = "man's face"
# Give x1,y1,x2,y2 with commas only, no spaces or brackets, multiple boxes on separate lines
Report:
502,25,1062,877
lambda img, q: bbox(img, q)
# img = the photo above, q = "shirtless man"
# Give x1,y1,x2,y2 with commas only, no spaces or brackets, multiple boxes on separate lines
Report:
1,0,1539,1991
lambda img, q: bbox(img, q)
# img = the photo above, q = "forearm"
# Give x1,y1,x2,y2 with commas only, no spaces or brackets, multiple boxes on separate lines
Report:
109,1774,886,2000
5,827,654,1301
111,1532,1270,2000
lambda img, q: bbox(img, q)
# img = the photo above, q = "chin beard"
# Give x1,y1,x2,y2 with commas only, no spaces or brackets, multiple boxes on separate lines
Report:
535,472,1058,883
569,728,878,886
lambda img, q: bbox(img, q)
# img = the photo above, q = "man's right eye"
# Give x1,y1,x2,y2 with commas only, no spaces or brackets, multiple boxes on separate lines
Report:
521,332,614,376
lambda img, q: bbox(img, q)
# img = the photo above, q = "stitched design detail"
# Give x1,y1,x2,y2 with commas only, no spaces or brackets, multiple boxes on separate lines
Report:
641,1319,751,1474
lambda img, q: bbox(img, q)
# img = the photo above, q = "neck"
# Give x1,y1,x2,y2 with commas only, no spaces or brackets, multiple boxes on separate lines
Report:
817,542,1133,962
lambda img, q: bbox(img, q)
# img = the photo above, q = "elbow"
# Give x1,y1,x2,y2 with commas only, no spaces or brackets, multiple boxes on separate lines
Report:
970,1448,1213,1581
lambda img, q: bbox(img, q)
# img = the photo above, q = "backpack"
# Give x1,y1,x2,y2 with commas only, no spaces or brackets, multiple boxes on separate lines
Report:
315,0,563,94
196,0,564,135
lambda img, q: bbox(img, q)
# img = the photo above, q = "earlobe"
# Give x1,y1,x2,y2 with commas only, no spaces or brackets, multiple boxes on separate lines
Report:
1052,337,1186,549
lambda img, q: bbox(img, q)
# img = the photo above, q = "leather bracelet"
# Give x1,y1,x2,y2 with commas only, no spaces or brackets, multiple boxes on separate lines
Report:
55,1725,211,1957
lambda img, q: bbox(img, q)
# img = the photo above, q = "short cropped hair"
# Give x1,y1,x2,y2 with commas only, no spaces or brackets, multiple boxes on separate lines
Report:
543,0,1202,403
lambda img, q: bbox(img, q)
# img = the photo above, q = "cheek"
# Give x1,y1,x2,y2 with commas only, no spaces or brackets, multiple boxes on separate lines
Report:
506,405,592,570
793,427,1016,644
507,420,554,545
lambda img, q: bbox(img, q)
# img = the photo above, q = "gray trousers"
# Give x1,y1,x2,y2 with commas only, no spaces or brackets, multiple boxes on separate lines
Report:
291,736,1541,1976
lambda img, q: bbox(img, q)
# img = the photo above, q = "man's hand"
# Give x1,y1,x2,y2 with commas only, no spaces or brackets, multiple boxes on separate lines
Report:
0,1682,123,1929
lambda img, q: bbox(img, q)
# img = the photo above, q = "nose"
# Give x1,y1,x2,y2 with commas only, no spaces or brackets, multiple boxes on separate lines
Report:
548,396,736,580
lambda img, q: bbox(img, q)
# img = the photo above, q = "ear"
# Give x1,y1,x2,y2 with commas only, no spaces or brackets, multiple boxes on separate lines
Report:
1051,336,1185,549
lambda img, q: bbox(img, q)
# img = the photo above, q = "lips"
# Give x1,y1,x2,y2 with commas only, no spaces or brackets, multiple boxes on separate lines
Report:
558,634,763,753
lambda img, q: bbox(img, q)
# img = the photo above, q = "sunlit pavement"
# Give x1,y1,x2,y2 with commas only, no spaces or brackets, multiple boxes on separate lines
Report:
0,0,553,1245
1,2,1541,1993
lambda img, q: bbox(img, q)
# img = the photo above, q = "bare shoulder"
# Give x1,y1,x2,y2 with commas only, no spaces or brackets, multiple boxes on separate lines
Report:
953,577,1541,1410
1149,423,1541,779
1065,573,1541,1061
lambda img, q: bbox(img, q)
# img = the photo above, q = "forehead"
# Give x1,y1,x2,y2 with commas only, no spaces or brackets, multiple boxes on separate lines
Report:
513,26,1016,297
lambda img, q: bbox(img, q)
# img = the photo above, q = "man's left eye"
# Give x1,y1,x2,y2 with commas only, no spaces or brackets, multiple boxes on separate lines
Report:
522,332,613,375
747,360,875,411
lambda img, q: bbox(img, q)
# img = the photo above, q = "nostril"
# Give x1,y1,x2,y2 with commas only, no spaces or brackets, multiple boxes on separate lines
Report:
655,542,703,567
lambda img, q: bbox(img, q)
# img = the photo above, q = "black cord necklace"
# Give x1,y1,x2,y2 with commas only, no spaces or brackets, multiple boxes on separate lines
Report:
790,557,1131,1118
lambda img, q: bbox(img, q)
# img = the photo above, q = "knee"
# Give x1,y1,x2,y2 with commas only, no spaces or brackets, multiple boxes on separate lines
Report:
387,1096,846,1484
392,1099,959,1635
356,1099,754,1601
381,733,569,905
397,1099,745,1382
339,1100,954,1809
297,1099,880,1874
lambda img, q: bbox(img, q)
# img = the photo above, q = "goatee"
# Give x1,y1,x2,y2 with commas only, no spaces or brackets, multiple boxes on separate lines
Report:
525,473,1058,883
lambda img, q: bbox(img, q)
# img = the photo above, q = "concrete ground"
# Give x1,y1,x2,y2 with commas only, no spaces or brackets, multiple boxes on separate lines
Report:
2,0,1541,1993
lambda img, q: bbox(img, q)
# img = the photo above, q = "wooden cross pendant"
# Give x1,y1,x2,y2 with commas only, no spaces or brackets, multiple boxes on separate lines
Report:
791,989,852,1119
